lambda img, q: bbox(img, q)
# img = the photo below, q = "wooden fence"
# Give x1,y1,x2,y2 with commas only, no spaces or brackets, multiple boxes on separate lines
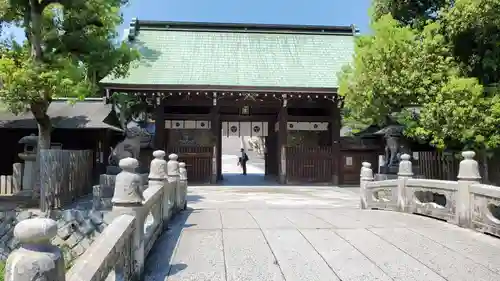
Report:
39,149,93,210
286,146,334,183
416,150,500,185
0,163,23,195
169,146,213,183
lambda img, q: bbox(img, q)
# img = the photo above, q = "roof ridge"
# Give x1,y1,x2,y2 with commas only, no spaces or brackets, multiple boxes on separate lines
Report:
125,18,357,39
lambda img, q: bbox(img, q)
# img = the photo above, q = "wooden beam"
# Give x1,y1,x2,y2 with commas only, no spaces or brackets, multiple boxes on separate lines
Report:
164,100,212,107
287,116,331,122
331,99,342,185
154,101,165,150
163,114,211,120
102,83,338,94
278,98,288,184
211,102,220,184
218,99,281,108
219,114,276,122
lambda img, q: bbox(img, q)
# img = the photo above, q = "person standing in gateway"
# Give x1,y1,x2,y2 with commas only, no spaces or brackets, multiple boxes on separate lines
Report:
238,148,249,175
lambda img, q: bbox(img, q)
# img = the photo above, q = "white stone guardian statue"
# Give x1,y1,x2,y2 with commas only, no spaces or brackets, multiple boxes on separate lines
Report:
167,154,180,210
179,162,188,210
112,157,145,205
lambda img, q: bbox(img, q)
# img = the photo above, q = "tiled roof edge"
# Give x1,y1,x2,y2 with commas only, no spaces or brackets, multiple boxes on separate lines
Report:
126,18,356,37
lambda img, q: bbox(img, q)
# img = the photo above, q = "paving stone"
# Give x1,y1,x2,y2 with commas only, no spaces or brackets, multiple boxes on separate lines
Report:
301,229,392,281
0,228,12,243
409,225,500,274
369,227,500,281
220,210,259,229
278,210,334,229
0,242,9,259
73,210,87,223
307,209,377,229
264,228,339,281
0,204,111,265
71,243,86,256
16,210,32,221
65,230,84,248
0,221,10,237
223,229,284,281
78,220,95,235
144,225,184,280
248,210,295,229
58,224,74,240
166,229,225,281
88,210,104,225
61,209,76,222
180,210,222,230
336,228,445,281
78,237,93,250
51,235,65,247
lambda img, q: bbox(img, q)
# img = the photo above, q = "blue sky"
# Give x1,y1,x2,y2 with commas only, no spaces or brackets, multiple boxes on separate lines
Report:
4,0,372,41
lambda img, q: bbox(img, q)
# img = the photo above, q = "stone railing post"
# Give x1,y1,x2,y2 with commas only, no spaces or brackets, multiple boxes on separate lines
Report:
456,151,481,227
5,217,65,281
167,153,180,213
149,150,167,224
179,162,188,210
360,162,374,209
397,154,413,212
112,157,145,280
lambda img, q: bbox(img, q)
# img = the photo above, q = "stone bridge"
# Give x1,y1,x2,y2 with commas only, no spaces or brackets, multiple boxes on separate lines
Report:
5,151,500,281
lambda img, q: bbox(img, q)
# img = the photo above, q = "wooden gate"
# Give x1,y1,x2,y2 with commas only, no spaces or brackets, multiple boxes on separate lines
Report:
168,146,213,183
340,151,378,185
286,146,333,183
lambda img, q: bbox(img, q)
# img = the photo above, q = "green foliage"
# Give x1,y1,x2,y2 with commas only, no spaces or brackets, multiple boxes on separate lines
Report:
0,40,93,114
41,0,141,86
0,260,5,281
440,0,500,86
110,92,149,129
0,0,139,149
60,244,74,270
372,0,450,27
338,16,457,125
338,11,500,150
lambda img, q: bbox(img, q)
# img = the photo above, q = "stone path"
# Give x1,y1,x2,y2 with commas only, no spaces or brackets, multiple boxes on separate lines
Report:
143,186,500,281
221,154,264,175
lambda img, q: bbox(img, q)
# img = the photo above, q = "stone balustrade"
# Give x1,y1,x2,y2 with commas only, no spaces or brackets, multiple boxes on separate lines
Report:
3,150,188,281
361,151,500,237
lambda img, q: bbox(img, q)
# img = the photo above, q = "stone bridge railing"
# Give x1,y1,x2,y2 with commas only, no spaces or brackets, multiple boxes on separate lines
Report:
3,150,189,281
361,151,500,237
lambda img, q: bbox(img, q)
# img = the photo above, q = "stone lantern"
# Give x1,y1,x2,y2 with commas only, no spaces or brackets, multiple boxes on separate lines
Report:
18,134,39,193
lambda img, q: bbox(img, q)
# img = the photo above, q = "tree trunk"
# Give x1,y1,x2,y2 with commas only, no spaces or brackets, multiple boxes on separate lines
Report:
29,0,43,60
31,102,52,149
28,0,52,149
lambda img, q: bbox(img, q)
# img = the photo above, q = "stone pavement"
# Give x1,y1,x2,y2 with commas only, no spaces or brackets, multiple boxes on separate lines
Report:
143,186,500,281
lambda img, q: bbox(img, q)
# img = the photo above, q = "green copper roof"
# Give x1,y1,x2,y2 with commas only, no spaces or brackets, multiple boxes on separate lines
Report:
101,21,355,89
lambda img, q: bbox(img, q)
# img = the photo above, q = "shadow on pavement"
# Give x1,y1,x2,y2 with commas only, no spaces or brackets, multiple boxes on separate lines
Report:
221,173,280,186
143,197,204,279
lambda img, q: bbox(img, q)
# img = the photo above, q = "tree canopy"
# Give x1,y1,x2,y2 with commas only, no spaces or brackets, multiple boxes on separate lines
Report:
372,0,449,27
339,0,500,150
0,0,139,149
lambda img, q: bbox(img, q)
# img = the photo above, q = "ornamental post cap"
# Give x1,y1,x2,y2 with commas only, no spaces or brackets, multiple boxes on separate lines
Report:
400,154,411,161
119,157,139,170
462,151,475,159
14,218,57,244
153,150,166,158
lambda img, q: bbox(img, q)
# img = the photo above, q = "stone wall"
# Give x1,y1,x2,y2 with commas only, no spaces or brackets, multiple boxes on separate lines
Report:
0,207,113,268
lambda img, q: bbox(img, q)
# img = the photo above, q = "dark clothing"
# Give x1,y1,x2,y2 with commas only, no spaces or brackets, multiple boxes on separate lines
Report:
241,161,247,175
239,152,249,175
